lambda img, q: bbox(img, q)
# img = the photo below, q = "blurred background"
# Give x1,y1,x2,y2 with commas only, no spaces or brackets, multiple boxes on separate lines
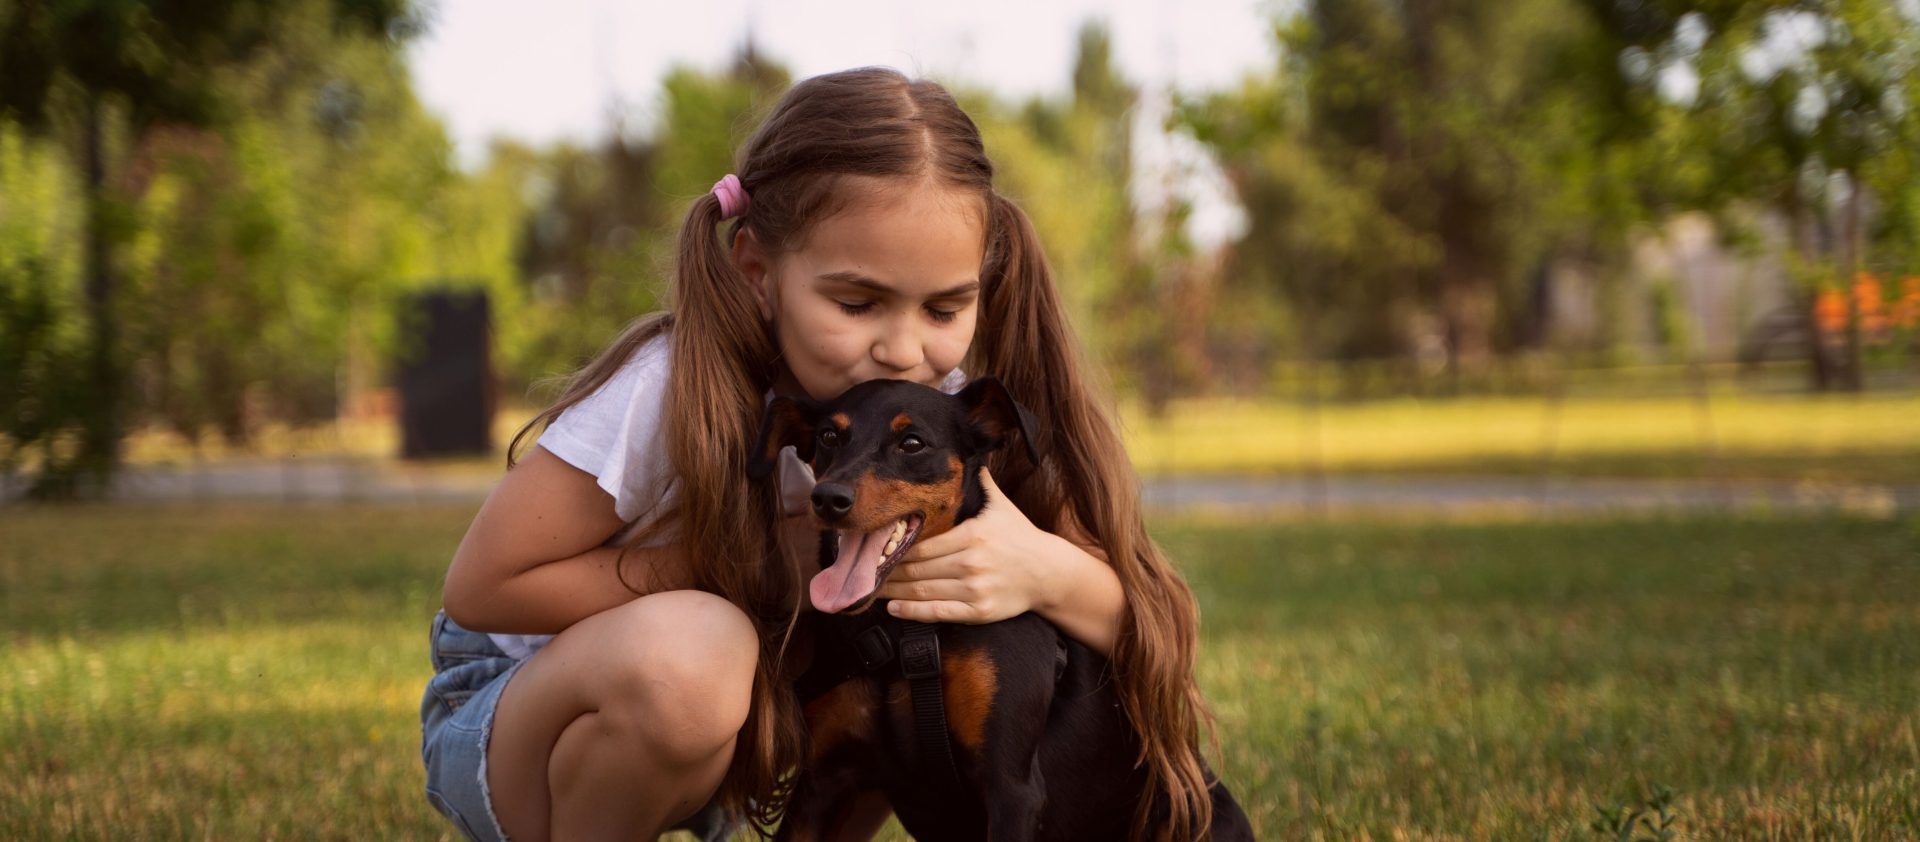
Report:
3,1,1918,839
2,0,1916,499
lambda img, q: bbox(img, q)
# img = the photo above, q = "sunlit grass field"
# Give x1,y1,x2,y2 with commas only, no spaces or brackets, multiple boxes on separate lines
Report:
1122,391,1920,485
118,389,1920,487
4,505,1918,839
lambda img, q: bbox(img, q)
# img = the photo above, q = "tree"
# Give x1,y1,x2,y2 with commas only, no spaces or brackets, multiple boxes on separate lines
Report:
964,23,1152,392
495,46,791,391
1580,0,1920,390
0,0,413,495
1180,0,1618,386
116,3,507,445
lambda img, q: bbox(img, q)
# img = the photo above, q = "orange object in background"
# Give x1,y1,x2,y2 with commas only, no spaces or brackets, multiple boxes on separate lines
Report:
1893,276,1920,330
1853,273,1886,336
1815,287,1848,336
1815,273,1915,342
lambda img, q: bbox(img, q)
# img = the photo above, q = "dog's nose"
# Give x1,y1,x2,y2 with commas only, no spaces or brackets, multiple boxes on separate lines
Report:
811,483,855,522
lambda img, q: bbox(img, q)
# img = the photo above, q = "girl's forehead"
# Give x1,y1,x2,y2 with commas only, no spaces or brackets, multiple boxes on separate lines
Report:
794,182,987,290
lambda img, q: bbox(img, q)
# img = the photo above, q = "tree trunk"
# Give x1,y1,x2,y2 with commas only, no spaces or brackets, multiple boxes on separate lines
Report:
1788,193,1835,392
1839,173,1865,392
78,95,121,494
1440,271,1496,389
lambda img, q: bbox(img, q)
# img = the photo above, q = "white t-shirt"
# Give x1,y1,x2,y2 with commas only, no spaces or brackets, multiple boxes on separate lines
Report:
488,332,968,660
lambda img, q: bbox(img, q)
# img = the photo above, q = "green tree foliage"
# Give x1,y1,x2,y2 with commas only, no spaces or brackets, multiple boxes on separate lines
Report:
496,49,790,390
0,0,415,495
1581,0,1920,389
1180,0,1627,385
966,24,1147,387
0,125,89,483
118,3,510,442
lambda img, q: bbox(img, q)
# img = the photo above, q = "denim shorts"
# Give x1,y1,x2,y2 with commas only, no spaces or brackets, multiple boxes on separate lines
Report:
419,610,527,842
418,610,740,842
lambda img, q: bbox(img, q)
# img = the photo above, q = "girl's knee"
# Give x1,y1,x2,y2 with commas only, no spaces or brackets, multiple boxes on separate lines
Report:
587,591,758,763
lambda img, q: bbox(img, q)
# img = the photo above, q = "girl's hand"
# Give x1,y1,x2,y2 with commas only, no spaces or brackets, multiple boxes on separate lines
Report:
876,467,1066,624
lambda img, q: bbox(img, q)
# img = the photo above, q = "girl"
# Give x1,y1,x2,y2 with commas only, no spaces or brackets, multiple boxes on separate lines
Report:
421,67,1217,842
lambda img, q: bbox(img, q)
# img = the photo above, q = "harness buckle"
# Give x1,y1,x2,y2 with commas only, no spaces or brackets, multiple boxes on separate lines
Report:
853,625,895,671
898,629,942,680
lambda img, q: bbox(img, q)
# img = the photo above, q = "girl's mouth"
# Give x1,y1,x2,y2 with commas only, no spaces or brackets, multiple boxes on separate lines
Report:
809,514,925,614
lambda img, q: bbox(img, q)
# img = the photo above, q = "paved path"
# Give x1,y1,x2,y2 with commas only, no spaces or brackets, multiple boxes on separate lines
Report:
6,458,1915,516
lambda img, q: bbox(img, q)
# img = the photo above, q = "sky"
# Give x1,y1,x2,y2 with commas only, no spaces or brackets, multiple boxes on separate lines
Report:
407,0,1276,160
404,0,1278,246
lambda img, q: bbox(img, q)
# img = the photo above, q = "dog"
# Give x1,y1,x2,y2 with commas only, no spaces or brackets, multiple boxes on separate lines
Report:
750,377,1253,842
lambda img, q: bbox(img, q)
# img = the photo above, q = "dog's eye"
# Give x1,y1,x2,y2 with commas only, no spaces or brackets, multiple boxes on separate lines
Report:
817,429,841,449
899,434,925,454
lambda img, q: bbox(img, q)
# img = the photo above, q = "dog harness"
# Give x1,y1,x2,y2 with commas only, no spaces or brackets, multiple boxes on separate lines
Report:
797,611,961,783
797,608,1071,784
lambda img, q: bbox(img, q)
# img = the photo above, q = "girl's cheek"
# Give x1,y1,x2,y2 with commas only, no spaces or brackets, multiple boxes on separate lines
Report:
948,314,980,359
931,334,972,372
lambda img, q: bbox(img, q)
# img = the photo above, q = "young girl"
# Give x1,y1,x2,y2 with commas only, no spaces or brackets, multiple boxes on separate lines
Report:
421,67,1217,842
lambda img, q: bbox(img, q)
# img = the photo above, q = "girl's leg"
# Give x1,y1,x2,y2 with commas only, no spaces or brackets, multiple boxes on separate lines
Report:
485,590,759,842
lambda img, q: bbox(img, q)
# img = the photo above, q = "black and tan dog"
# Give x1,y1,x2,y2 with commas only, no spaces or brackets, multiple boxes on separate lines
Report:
750,378,1253,842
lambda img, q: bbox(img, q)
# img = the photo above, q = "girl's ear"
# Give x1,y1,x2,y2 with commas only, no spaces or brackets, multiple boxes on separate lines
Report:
732,227,775,322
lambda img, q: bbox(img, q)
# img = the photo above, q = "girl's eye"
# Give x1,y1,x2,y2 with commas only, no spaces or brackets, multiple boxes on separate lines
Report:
926,306,959,324
899,434,925,454
836,300,874,317
818,429,841,449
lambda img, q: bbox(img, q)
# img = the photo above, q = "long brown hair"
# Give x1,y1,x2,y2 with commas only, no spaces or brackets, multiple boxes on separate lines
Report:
508,67,1216,840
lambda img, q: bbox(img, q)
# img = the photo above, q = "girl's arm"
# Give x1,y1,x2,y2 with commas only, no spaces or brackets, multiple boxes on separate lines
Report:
878,468,1129,656
442,445,694,634
1026,521,1127,655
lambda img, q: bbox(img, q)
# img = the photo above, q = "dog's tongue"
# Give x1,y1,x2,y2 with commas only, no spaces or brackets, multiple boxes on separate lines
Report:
810,523,892,613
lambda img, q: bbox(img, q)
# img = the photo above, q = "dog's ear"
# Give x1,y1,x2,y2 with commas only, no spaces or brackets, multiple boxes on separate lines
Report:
957,377,1042,466
748,396,819,480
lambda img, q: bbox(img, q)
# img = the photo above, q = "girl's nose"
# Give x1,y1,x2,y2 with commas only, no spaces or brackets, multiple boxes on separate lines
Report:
871,324,924,373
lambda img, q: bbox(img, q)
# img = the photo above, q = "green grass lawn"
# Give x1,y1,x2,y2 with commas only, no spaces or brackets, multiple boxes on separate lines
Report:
3,505,1918,839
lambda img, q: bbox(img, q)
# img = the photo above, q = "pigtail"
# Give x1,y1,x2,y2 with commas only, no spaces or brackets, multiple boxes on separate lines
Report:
975,192,1217,842
658,190,807,831
502,190,804,828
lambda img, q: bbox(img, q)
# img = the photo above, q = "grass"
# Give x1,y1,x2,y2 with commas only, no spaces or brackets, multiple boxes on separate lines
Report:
113,389,1920,488
1166,514,1920,839
3,504,1919,839
1122,391,1920,485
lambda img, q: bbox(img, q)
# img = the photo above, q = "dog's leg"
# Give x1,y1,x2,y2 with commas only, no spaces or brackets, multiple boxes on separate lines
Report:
962,619,1059,842
774,768,877,842
779,677,886,842
982,754,1045,842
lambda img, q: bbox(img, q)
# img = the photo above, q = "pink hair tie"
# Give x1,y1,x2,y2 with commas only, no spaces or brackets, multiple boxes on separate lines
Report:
711,173,750,219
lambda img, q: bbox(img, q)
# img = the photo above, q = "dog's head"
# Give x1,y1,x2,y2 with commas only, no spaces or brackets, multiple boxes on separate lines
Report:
748,378,1040,614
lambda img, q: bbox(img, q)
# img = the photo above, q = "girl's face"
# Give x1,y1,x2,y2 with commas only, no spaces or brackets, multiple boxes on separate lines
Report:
737,180,987,401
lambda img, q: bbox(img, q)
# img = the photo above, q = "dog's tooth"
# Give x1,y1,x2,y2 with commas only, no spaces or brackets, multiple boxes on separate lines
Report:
880,519,907,556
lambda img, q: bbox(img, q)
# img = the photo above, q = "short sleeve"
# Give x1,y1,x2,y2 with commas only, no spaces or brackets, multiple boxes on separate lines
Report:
536,334,674,525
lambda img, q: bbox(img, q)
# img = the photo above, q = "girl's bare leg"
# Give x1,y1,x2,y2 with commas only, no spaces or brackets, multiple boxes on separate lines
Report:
485,590,759,841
